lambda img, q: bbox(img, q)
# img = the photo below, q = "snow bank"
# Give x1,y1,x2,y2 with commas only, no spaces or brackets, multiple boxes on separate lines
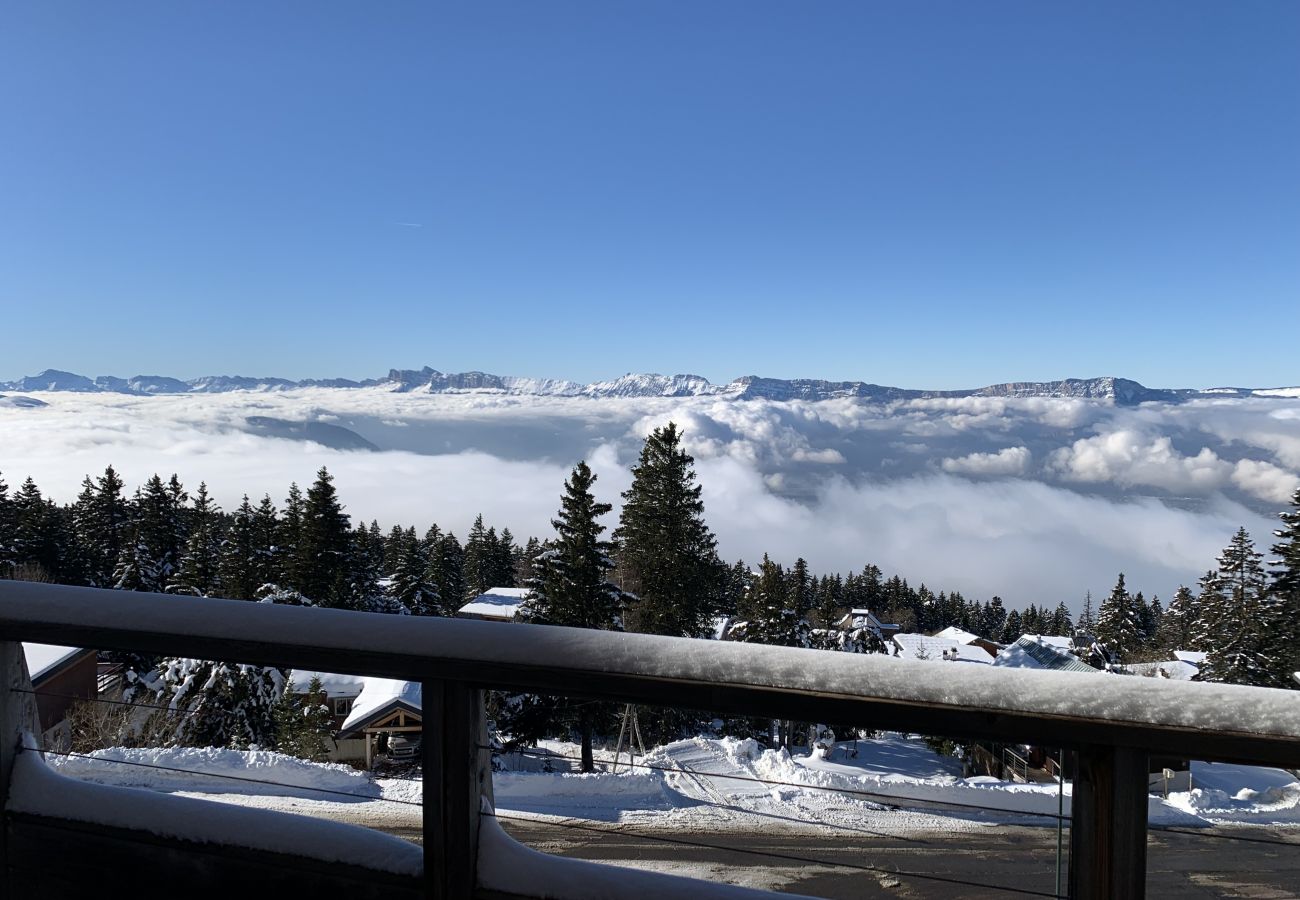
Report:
1165,761,1300,826
48,746,378,800
494,771,690,821
8,745,421,875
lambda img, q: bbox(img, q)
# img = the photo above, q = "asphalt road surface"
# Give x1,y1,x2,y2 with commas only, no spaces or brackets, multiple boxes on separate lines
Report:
490,819,1300,899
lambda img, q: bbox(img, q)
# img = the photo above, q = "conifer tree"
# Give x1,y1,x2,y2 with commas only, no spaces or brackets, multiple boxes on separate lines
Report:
1200,528,1286,686
435,531,466,610
1161,586,1197,649
1077,591,1096,634
615,423,722,637
462,515,498,599
0,471,13,575
274,676,336,761
736,555,802,646
1269,488,1300,679
1095,574,1140,661
294,468,352,607
389,530,438,615
218,496,260,600
514,462,627,771
1051,601,1073,636
169,483,222,596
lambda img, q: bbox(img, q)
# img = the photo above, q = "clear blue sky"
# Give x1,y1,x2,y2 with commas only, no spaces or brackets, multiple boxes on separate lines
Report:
2,1,1297,388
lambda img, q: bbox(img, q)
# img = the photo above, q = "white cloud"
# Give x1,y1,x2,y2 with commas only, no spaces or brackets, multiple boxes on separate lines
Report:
1047,430,1232,493
1231,459,1300,504
1,389,1296,608
941,446,1031,476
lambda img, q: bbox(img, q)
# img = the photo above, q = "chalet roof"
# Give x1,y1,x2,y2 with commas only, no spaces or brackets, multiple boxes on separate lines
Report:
931,625,983,644
339,678,421,735
1172,650,1208,666
835,609,899,632
892,633,994,665
22,643,90,683
458,587,529,621
287,670,367,698
1124,660,1200,681
994,636,1098,674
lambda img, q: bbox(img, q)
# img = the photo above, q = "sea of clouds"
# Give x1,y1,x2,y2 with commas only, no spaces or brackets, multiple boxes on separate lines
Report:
2,388,1297,610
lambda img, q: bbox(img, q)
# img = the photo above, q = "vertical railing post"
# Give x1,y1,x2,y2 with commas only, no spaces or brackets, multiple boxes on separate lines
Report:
1069,745,1149,900
1,642,39,891
422,679,488,900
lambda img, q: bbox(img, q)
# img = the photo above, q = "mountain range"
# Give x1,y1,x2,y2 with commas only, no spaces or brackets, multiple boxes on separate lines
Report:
2,367,1297,405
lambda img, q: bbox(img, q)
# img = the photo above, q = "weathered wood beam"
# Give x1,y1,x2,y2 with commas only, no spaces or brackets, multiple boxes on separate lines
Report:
423,682,488,900
1069,745,1148,900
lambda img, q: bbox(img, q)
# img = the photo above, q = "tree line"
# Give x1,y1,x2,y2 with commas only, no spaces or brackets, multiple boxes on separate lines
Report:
3,422,1299,761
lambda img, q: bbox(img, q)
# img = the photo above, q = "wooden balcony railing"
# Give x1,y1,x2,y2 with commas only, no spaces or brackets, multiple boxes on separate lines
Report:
2,581,1300,899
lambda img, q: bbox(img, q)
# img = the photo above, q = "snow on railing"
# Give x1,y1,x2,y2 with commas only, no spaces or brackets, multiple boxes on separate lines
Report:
3,580,1300,899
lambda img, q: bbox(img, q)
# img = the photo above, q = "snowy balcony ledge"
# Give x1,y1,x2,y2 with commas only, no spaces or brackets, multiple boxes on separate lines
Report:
3,581,1300,899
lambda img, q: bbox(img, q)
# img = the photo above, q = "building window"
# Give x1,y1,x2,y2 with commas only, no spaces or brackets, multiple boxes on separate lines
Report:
333,698,352,716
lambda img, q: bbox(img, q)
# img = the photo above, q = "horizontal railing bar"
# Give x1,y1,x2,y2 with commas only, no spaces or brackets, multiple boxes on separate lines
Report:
3,582,1300,767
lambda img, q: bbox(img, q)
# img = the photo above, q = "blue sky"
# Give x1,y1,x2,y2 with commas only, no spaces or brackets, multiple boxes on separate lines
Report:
2,1,1297,388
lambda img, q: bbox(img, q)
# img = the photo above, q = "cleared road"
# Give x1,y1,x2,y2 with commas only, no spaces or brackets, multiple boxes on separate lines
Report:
492,819,1300,899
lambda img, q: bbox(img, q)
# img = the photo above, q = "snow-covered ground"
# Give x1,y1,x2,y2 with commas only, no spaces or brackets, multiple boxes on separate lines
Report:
43,734,1300,835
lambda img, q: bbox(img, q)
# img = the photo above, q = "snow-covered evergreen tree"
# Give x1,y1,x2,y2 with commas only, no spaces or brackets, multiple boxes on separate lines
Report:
1161,585,1197,649
1269,487,1300,681
169,483,221,597
0,471,13,575
1076,590,1096,634
735,555,804,647
1095,574,1140,661
513,461,628,771
1201,528,1275,686
615,423,723,637
388,530,438,615
294,468,352,607
274,675,335,761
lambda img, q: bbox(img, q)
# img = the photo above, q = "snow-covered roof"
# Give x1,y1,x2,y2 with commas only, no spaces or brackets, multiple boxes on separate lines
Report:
458,587,529,621
288,670,367,698
994,637,1098,674
22,643,86,681
836,609,899,631
1172,650,1208,666
340,678,422,734
1021,634,1072,650
1125,660,1200,681
931,626,983,645
711,615,733,641
892,633,993,664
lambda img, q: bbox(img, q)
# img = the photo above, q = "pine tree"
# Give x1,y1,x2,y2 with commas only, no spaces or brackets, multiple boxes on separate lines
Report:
295,468,352,607
1190,570,1221,652
274,676,336,761
615,423,722,637
1095,574,1140,661
12,477,62,579
219,496,260,600
0,471,13,575
1077,591,1097,634
71,465,129,586
169,483,222,596
389,530,437,615
435,531,466,611
1051,601,1073,636
462,515,496,599
514,462,627,771
735,555,803,647
1269,488,1300,681
1201,528,1275,686
1002,608,1023,644
1161,586,1197,649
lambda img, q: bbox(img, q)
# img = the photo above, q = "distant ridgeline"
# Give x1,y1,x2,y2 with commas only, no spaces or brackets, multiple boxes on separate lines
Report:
3,367,1298,404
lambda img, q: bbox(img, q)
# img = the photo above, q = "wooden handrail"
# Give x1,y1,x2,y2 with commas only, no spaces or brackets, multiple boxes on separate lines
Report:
4,580,1300,900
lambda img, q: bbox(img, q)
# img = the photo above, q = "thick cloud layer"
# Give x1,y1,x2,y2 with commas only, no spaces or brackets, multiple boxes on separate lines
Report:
1,389,1296,610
